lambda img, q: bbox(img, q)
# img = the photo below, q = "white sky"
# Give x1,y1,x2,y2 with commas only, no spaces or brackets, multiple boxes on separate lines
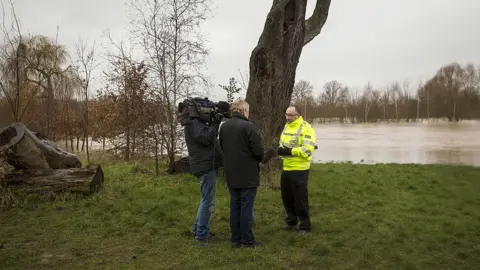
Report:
4,0,480,100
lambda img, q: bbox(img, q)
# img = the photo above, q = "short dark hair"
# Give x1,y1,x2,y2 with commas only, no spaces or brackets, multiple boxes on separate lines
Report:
289,104,302,116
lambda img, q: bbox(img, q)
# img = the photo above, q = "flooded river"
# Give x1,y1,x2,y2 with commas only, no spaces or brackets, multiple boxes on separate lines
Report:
83,120,480,167
312,120,480,167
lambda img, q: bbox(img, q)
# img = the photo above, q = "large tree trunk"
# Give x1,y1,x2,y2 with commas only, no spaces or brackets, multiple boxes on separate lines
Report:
245,0,331,146
0,122,81,170
1,164,104,195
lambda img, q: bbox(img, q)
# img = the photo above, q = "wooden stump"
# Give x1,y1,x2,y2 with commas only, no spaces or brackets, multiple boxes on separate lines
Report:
0,122,104,196
1,164,104,195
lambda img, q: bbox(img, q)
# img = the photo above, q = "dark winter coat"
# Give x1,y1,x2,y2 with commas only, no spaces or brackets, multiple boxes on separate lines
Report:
219,113,264,188
183,119,223,176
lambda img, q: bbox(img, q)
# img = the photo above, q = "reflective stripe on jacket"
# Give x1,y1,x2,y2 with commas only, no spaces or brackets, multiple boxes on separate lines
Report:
279,116,316,171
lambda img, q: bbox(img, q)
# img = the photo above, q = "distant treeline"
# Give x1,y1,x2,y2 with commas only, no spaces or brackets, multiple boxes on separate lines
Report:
291,62,480,123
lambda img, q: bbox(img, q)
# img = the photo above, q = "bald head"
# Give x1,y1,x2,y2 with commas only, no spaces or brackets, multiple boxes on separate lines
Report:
285,105,301,123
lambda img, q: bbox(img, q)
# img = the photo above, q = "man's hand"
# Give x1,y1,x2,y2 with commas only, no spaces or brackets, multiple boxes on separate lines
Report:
277,147,292,156
261,148,277,163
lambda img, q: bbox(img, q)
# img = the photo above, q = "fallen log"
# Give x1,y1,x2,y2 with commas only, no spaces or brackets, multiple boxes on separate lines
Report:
1,164,104,195
0,122,81,170
166,156,190,175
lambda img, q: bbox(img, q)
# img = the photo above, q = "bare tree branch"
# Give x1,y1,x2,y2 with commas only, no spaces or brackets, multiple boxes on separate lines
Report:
125,0,212,166
304,0,332,46
74,36,101,163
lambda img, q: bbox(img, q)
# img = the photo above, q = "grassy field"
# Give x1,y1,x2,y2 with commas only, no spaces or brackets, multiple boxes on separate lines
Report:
1,160,480,269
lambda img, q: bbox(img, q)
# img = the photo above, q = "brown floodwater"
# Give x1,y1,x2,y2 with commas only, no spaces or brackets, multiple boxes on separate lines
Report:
312,120,480,167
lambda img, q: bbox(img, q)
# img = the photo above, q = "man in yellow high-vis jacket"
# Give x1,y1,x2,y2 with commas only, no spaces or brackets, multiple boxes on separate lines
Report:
277,105,316,233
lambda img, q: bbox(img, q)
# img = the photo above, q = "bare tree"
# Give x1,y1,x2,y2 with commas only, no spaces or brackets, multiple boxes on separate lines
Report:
380,88,390,120
401,79,412,120
74,37,100,164
415,80,423,120
236,66,249,92
128,0,212,166
388,81,401,121
338,86,351,121
434,63,464,121
292,80,313,102
321,80,343,107
292,80,313,117
1,2,72,137
362,82,373,122
101,31,142,162
20,33,70,137
0,0,33,122
245,0,332,145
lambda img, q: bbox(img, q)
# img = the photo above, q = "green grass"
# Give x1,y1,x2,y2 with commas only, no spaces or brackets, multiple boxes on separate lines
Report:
1,161,480,269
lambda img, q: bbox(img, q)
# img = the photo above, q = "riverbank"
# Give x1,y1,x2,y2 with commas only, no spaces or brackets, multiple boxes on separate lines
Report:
1,162,479,269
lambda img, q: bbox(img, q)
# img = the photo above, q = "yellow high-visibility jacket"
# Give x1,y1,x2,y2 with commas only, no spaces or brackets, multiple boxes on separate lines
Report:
279,116,316,171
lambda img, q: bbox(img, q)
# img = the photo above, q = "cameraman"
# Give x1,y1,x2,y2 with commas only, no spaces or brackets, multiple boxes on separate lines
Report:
179,101,224,246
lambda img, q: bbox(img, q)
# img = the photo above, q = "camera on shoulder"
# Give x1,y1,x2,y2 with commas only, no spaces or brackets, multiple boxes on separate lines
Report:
177,97,231,126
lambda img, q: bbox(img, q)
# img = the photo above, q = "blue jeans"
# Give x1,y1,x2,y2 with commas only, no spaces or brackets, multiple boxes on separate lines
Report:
229,187,257,245
192,169,217,240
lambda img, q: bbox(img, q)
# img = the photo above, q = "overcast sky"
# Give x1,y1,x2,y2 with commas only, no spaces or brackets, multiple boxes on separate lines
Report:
4,0,480,100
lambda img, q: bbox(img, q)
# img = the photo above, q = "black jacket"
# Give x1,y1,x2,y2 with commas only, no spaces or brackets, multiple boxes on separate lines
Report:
219,113,264,188
183,119,223,176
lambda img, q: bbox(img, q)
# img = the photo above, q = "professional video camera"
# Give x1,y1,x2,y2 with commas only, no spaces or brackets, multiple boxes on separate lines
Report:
177,97,231,126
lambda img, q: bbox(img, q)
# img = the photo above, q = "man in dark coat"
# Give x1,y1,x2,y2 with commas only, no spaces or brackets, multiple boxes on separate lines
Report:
182,112,224,245
219,99,265,248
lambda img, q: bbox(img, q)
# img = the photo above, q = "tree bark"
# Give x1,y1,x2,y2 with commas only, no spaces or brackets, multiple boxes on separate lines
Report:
1,164,104,195
245,0,331,145
0,122,81,170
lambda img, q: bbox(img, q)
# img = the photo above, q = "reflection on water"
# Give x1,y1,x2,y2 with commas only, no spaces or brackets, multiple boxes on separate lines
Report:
312,120,480,166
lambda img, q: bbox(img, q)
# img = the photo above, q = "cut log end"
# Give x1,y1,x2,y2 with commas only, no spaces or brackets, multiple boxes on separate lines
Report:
0,126,18,149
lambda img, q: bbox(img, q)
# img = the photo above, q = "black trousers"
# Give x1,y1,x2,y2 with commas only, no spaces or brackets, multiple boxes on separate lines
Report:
280,169,311,231
229,187,257,245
